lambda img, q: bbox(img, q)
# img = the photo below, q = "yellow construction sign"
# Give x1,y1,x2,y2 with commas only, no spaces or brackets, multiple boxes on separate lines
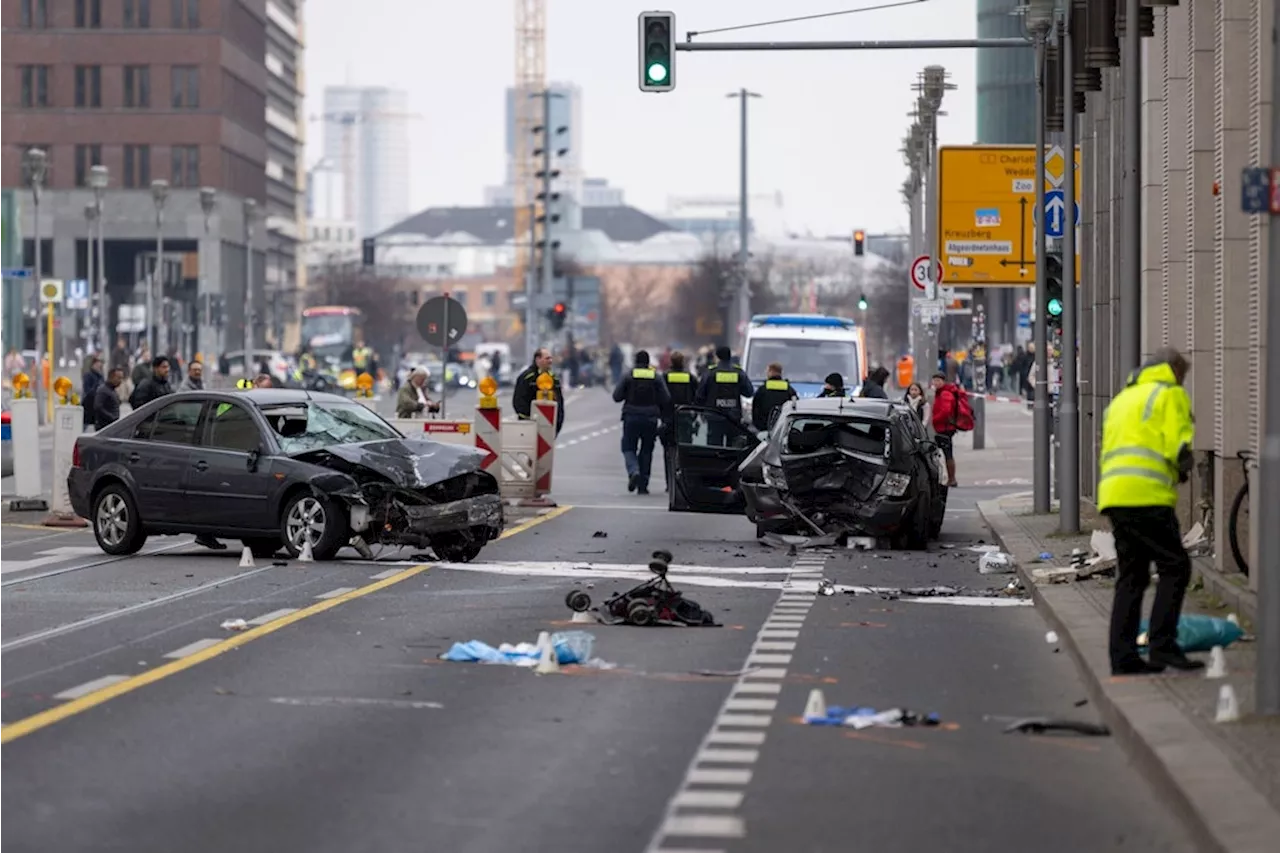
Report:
935,145,1080,286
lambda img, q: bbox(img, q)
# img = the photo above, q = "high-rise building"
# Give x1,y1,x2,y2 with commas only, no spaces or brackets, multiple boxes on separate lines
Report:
320,85,413,237
2,0,306,357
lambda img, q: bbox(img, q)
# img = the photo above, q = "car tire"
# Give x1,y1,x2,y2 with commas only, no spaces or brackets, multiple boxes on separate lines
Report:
92,483,147,556
243,537,282,559
929,486,948,540
280,492,348,561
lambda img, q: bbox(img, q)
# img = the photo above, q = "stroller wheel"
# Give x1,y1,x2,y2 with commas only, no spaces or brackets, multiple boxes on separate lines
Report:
652,550,673,564
565,590,592,612
648,560,669,576
627,600,656,627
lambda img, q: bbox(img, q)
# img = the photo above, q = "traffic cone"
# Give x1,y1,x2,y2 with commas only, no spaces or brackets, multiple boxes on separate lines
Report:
1214,684,1240,723
535,632,560,674
239,546,255,568
299,538,315,563
803,688,827,721
1206,646,1228,679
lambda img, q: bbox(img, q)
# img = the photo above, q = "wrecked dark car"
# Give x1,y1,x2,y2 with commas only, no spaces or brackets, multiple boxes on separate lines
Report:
68,389,503,562
667,399,946,549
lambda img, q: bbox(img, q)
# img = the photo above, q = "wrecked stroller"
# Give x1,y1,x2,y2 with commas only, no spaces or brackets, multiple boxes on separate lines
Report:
565,550,718,627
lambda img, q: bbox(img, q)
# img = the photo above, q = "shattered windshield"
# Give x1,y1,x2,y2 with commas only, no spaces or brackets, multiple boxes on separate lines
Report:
261,402,400,454
784,416,889,457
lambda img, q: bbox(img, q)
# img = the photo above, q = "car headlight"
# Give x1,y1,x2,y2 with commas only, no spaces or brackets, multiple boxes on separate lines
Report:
763,463,786,489
880,472,911,497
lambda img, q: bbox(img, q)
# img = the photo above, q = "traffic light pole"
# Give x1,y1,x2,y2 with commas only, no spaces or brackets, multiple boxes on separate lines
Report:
539,90,556,351
1059,12,1079,534
1032,28,1052,515
729,89,761,352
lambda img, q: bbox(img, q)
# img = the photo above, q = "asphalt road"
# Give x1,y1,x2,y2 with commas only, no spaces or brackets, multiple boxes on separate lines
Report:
2,389,1194,853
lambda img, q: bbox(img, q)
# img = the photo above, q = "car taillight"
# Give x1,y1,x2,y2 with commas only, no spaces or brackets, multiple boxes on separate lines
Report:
72,440,82,469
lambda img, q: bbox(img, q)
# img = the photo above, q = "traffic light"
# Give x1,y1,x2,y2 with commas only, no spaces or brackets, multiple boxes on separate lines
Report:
1044,253,1064,330
857,293,868,311
853,230,866,257
638,12,676,92
548,302,567,331
361,237,375,267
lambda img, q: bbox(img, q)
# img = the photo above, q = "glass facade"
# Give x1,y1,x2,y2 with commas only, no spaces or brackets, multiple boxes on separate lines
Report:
976,0,1036,144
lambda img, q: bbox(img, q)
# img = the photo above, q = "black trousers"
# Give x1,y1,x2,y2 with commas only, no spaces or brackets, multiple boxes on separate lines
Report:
1103,506,1192,668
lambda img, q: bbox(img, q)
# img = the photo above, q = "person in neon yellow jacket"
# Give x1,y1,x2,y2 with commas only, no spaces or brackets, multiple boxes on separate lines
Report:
1098,348,1200,676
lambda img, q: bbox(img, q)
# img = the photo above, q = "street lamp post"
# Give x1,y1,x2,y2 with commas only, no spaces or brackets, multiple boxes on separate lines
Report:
149,179,169,357
243,198,257,352
84,202,98,354
199,187,217,361
89,165,109,355
24,148,48,424
727,89,762,351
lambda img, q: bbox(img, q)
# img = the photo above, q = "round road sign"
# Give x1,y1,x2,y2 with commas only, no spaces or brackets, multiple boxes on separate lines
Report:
1018,297,1031,313
910,255,931,291
416,295,468,349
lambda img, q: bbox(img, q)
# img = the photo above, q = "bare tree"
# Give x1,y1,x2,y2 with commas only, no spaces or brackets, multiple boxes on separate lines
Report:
307,259,416,356
864,262,910,366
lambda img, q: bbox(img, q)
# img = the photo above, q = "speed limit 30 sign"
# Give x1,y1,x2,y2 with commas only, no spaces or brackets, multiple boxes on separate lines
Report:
909,256,932,291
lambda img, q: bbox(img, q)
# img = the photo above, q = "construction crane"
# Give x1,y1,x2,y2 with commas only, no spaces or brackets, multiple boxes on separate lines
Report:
308,109,421,224
513,0,547,300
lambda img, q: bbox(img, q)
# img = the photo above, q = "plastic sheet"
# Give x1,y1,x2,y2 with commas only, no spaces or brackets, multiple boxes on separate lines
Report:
439,631,596,666
1138,614,1245,653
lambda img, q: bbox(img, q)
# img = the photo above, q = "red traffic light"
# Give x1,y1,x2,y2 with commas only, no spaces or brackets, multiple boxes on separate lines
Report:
553,302,566,314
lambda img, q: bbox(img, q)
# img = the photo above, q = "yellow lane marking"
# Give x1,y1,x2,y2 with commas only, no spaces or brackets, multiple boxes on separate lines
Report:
0,565,428,745
1,523,82,532
0,504,575,745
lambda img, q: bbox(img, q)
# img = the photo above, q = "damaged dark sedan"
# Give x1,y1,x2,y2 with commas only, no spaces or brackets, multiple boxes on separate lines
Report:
667,398,947,549
68,390,504,562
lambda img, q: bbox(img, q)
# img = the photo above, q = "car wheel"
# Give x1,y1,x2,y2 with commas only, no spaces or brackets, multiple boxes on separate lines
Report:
243,537,282,559
433,530,485,563
92,483,147,556
929,486,948,540
280,492,347,560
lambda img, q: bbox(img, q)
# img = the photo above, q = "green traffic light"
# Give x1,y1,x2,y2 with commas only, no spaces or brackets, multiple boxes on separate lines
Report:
857,297,868,311
647,62,668,83
1047,298,1064,317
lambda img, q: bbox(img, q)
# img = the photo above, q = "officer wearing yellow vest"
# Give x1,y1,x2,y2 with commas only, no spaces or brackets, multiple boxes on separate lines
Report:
659,351,696,489
612,350,671,494
693,345,755,447
751,362,798,432
1098,348,1201,675
294,349,318,383
513,347,565,435
351,340,373,373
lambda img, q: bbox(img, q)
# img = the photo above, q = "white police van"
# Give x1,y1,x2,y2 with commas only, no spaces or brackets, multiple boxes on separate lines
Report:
741,314,868,401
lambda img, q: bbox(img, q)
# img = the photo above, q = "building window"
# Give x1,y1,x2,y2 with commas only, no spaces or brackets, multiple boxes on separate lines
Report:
75,0,101,27
453,291,468,309
20,66,50,108
171,146,199,187
75,66,102,108
171,0,199,28
171,66,199,109
75,145,103,187
124,0,151,28
124,145,152,188
21,0,48,28
483,290,497,308
124,66,151,108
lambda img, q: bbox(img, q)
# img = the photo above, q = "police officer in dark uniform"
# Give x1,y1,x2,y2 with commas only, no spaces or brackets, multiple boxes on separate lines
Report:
612,350,670,494
752,361,798,432
514,346,565,435
818,372,847,398
660,350,696,491
694,345,755,446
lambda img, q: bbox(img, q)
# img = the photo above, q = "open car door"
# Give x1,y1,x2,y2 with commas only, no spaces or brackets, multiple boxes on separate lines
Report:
669,406,760,513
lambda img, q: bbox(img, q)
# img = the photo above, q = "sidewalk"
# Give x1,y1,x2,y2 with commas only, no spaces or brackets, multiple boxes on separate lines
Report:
979,493,1280,853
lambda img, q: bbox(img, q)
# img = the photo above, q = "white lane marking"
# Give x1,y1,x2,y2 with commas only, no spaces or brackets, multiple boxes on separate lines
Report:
370,569,402,580
757,630,800,638
162,638,222,660
53,674,129,700
717,713,773,727
696,748,760,764
268,696,443,710
673,790,746,809
686,768,753,785
754,641,797,651
723,698,778,712
1,539,197,586
743,668,787,679
733,682,782,695
248,608,298,626
707,730,768,746
315,587,356,600
764,615,805,623
555,422,621,450
659,816,745,839
746,653,792,665
0,545,102,574
436,561,790,577
907,597,1034,607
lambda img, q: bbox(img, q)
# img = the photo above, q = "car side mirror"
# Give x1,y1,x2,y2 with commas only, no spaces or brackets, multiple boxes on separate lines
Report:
247,448,261,472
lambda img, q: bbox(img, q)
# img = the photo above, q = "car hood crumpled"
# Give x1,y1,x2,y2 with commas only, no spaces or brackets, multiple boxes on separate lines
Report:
293,438,485,489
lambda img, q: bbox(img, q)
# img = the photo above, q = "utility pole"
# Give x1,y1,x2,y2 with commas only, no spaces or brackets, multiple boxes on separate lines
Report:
1254,0,1280,717
1118,0,1142,377
150,180,168,358
531,89,565,354
728,89,761,351
243,198,257,352
1059,5,1079,534
90,165,109,355
1032,7,1056,515
84,202,97,355
25,148,48,425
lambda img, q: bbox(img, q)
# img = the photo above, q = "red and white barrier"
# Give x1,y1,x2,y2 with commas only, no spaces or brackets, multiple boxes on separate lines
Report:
474,405,502,473
532,400,557,500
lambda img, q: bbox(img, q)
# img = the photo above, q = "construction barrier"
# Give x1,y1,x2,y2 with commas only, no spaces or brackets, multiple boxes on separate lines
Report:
497,419,537,499
474,404,502,474
7,396,47,512
392,418,473,446
47,404,87,527
532,400,557,500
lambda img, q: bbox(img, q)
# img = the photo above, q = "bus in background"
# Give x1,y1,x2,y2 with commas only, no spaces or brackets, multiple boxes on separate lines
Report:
741,314,868,399
300,306,366,391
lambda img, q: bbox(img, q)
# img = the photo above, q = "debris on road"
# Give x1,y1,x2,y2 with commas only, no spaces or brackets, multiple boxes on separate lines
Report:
692,667,761,678
592,530,608,538
1045,631,1059,645
978,551,1017,575
564,550,719,627
220,618,249,631
817,578,835,596
1004,717,1111,737
802,688,941,729
760,532,839,550
439,630,601,668
839,583,1027,602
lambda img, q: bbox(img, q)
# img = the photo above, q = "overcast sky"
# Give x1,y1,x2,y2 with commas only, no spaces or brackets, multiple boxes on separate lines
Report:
304,0,979,236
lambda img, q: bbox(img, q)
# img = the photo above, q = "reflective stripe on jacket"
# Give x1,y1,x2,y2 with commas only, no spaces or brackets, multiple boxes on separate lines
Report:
712,370,743,415
665,370,694,406
628,367,658,407
1097,362,1194,510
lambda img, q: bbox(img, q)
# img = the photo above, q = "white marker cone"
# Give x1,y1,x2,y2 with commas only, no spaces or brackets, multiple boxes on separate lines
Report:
1214,684,1240,723
803,688,827,721
1206,646,1228,679
535,633,560,674
299,538,315,563
571,610,595,624
239,546,255,568
1226,613,1240,626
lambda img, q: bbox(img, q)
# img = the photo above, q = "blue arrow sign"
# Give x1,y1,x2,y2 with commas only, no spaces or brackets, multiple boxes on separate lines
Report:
1042,190,1079,238
2,268,32,279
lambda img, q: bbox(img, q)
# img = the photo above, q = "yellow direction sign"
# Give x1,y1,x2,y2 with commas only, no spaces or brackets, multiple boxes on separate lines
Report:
936,145,1080,286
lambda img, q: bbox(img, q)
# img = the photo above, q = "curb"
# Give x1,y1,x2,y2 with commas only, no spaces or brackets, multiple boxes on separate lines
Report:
977,498,1280,853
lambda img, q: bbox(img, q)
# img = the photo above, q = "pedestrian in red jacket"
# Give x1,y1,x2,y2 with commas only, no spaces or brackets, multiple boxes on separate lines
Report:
930,373,962,487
